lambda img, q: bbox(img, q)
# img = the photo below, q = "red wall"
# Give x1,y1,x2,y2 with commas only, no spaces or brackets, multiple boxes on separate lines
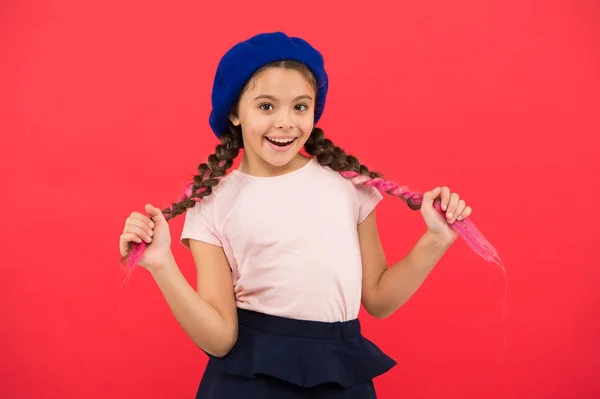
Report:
2,0,599,398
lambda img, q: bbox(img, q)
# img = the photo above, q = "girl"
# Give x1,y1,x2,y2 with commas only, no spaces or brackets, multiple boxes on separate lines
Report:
119,32,500,398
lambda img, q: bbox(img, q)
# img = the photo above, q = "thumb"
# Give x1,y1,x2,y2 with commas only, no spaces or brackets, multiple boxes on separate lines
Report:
421,187,441,207
145,204,167,224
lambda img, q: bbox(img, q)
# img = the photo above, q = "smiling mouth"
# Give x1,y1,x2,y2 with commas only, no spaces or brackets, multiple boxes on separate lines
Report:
265,137,297,147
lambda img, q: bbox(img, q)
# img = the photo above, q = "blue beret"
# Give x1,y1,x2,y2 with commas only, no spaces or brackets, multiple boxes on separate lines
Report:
208,32,329,138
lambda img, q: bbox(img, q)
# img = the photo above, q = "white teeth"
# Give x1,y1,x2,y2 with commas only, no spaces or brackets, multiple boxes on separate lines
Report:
267,138,294,143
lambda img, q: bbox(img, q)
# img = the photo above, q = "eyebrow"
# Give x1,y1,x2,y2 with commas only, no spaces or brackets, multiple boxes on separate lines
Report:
253,94,313,102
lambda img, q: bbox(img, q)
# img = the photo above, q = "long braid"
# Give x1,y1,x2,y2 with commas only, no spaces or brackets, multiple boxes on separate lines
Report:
304,128,503,267
120,124,243,271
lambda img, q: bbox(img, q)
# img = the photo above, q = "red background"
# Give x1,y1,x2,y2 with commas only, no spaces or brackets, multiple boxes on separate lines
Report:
2,0,599,398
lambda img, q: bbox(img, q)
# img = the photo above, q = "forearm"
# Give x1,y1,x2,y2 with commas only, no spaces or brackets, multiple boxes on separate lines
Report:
150,253,236,357
371,230,455,318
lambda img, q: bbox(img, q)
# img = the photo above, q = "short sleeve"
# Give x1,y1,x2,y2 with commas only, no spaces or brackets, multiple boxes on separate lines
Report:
180,201,222,249
357,185,383,224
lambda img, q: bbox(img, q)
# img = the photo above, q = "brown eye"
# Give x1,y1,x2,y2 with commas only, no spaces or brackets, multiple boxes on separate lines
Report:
259,103,273,111
295,104,308,111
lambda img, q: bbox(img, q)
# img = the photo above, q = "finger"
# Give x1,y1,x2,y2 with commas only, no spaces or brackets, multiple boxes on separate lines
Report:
446,193,460,221
125,218,154,237
121,232,143,244
120,233,144,257
422,187,441,205
452,199,466,222
130,211,155,229
124,225,153,243
440,186,451,211
145,204,167,224
457,206,472,221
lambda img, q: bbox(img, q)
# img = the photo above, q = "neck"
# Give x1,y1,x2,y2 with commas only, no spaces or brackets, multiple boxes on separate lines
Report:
238,152,311,177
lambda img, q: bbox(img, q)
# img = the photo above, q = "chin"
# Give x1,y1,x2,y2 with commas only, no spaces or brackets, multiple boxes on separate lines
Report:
259,151,299,168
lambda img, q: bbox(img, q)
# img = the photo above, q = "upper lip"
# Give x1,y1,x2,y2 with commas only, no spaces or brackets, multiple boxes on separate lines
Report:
265,136,297,140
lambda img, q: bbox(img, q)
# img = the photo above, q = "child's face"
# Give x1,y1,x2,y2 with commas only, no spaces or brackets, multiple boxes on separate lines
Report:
230,67,316,172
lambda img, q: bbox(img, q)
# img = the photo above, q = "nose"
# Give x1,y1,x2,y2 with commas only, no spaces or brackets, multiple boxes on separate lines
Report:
275,110,294,130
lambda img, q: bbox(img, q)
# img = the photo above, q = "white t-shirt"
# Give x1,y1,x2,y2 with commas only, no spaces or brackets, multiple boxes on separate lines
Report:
180,158,383,322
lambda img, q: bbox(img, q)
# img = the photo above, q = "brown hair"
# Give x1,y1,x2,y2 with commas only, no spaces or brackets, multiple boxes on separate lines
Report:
162,60,416,222
123,60,502,271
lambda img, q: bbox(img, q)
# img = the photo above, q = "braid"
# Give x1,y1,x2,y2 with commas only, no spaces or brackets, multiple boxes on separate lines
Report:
304,128,422,209
121,124,242,271
304,128,502,267
164,125,242,220
121,124,501,270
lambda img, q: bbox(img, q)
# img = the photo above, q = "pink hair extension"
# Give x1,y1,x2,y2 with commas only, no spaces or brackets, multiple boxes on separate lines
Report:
120,161,227,274
340,171,503,268
341,169,508,326
121,160,502,278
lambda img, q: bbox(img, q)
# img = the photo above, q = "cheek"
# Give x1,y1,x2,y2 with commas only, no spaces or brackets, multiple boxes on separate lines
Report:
298,118,315,135
243,119,270,139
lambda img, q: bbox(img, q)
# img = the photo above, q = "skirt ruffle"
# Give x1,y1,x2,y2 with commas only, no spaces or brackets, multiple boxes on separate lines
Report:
205,308,396,389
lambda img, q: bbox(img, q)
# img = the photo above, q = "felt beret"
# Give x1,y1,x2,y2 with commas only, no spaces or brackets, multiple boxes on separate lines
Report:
208,32,329,138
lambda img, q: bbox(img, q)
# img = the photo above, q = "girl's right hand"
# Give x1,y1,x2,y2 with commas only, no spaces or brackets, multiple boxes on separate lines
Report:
119,204,172,271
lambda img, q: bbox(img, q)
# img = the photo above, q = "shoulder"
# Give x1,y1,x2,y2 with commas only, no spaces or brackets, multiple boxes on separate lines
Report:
310,162,384,223
313,162,382,197
180,172,241,248
196,172,240,207
183,172,242,224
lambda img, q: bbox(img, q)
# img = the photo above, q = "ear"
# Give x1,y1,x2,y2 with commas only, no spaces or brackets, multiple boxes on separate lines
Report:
229,113,240,126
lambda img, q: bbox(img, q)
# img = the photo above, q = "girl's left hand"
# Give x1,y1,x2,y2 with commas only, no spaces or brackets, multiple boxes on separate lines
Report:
420,186,472,242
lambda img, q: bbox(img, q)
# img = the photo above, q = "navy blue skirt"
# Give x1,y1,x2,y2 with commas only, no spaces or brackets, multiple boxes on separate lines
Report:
195,308,396,398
